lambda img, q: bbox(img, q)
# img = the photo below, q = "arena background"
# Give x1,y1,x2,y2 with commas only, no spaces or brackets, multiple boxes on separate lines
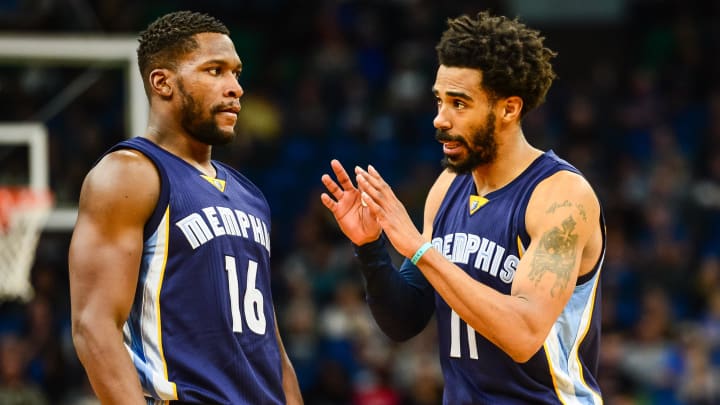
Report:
0,0,719,404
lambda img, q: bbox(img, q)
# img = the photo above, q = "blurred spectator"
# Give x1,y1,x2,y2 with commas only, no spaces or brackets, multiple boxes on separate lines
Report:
676,327,720,405
0,333,49,405
304,358,353,405
618,288,682,404
1,1,720,403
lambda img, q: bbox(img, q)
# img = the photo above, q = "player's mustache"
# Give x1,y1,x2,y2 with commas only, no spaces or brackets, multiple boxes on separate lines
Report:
212,103,241,114
435,130,467,145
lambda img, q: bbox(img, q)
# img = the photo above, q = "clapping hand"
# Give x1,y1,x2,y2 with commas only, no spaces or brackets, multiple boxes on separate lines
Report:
321,159,382,245
353,164,424,258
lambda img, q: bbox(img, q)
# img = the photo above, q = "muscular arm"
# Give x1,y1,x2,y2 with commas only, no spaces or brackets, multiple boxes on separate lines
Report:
358,166,601,362
68,150,159,403
413,171,601,362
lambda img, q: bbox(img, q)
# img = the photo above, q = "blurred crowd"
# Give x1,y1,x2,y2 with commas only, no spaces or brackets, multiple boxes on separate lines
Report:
1,0,719,404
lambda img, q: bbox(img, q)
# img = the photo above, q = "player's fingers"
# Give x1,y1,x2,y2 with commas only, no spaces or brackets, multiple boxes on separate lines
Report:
360,191,381,216
321,174,345,200
366,165,392,191
356,166,388,198
356,172,384,207
320,193,336,212
330,159,355,191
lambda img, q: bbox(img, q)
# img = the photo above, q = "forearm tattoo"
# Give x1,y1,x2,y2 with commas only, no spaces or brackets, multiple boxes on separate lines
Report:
528,215,578,297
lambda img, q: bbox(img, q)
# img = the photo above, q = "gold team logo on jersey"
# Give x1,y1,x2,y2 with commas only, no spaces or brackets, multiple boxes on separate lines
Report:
200,175,226,192
468,195,488,215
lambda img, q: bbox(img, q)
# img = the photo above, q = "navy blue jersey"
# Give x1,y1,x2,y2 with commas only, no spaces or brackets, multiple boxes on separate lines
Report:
105,137,283,404
431,151,604,404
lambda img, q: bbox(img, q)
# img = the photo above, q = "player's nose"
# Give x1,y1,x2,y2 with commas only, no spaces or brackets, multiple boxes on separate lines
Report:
433,107,451,130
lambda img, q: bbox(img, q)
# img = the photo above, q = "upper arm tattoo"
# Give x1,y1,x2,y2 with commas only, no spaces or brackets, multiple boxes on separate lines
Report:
546,200,587,222
528,215,578,297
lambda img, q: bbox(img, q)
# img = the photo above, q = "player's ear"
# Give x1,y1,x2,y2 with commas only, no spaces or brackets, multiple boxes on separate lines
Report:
501,96,523,122
149,69,173,99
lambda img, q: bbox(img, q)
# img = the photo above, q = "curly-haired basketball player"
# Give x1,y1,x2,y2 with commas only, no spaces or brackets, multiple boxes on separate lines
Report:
322,11,605,404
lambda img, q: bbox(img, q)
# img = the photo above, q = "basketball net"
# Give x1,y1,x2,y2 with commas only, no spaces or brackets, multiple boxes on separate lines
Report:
0,187,53,302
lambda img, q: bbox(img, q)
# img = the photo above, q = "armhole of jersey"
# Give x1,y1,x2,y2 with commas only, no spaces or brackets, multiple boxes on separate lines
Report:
577,207,606,285
427,171,457,235
142,156,170,240
103,140,171,240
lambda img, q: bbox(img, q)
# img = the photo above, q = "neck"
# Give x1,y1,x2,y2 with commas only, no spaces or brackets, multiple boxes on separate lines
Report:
470,126,543,196
145,113,215,176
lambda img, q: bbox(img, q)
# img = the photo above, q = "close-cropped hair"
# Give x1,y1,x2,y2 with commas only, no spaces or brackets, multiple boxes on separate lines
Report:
436,11,557,116
137,10,230,85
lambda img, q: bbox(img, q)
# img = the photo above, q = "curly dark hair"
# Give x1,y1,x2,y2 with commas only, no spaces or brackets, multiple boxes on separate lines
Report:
137,11,230,88
435,11,557,117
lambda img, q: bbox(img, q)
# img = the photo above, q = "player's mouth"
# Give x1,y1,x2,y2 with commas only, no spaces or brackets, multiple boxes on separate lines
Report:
218,112,238,120
216,104,241,122
441,141,463,155
217,104,241,115
436,130,465,151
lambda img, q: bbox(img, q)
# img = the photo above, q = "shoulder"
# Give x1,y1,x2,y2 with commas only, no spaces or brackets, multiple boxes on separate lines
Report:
79,149,159,220
422,169,456,237
534,170,598,205
86,149,158,190
526,169,601,239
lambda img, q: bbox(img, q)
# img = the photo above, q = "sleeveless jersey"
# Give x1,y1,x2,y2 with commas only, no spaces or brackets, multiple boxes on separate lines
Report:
431,150,605,405
106,137,284,404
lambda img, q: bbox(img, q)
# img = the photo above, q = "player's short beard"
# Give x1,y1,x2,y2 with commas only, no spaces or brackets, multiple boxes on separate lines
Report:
177,80,234,146
436,111,497,174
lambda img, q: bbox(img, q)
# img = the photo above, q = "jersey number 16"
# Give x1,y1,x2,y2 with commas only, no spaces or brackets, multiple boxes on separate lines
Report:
225,255,267,335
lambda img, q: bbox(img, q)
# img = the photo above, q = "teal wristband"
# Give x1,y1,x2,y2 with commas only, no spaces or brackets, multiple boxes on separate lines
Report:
410,242,433,265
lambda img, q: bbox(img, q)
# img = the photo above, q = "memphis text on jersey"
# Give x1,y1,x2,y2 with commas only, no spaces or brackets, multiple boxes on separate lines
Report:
175,205,271,253
432,232,519,284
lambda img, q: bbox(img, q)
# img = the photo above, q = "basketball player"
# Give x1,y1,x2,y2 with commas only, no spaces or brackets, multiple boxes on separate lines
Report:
321,11,605,404
68,11,302,404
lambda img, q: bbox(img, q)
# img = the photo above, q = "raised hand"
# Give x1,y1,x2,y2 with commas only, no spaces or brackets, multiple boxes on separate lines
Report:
321,159,382,245
355,165,425,259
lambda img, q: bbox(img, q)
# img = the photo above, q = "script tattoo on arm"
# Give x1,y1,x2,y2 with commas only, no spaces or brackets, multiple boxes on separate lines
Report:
546,200,572,214
528,215,578,297
547,200,587,222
